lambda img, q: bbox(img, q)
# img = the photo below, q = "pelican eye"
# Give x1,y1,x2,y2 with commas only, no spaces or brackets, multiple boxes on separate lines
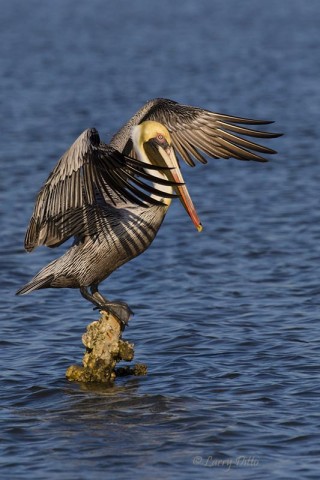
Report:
155,133,168,146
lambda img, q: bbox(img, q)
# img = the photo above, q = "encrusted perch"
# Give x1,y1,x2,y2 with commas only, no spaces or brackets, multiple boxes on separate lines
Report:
66,311,147,384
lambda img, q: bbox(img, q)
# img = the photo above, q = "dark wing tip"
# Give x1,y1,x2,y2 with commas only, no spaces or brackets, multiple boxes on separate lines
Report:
24,217,37,252
88,128,100,146
269,132,283,138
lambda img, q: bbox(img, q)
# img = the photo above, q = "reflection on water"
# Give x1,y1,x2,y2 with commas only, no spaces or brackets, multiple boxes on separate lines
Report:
1,0,320,479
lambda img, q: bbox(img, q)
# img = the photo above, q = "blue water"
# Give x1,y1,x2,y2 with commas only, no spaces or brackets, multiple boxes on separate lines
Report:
1,0,320,478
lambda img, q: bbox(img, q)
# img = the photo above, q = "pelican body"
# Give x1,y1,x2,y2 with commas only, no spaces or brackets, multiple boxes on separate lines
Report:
17,98,281,323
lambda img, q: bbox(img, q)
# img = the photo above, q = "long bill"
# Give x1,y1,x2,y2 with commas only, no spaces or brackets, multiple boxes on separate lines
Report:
157,145,203,232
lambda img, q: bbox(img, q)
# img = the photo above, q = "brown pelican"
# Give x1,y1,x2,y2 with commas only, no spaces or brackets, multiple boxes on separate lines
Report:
17,98,281,324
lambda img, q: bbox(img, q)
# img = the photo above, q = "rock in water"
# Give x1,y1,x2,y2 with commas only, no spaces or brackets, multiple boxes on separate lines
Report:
66,311,147,384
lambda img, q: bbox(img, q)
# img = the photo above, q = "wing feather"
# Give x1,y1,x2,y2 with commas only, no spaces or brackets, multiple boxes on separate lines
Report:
25,128,175,251
112,98,282,166
170,131,197,167
26,99,282,251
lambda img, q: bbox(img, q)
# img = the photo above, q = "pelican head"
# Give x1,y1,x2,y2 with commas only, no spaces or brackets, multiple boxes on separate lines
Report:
132,121,202,232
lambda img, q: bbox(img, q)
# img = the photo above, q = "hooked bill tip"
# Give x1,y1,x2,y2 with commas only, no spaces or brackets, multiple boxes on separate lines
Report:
197,224,203,232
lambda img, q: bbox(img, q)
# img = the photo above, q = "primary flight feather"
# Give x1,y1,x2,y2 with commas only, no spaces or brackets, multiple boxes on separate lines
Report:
17,98,281,324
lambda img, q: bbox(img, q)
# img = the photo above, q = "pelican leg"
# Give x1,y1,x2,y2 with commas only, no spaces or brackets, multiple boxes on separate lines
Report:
80,286,101,309
90,285,133,326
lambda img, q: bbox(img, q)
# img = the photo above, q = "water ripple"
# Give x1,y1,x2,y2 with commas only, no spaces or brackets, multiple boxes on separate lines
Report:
1,0,320,479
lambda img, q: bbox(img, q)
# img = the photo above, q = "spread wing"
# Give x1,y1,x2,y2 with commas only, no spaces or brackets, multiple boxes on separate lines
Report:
112,98,281,166
25,128,175,252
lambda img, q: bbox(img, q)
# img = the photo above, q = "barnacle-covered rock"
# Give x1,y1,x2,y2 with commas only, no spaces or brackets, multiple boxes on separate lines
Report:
66,311,146,384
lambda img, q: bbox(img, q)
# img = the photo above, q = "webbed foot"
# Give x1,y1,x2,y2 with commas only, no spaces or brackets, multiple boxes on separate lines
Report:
95,301,133,326
80,286,133,326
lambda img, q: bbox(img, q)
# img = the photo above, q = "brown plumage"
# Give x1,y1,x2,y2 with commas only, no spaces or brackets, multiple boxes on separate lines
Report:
17,98,281,324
